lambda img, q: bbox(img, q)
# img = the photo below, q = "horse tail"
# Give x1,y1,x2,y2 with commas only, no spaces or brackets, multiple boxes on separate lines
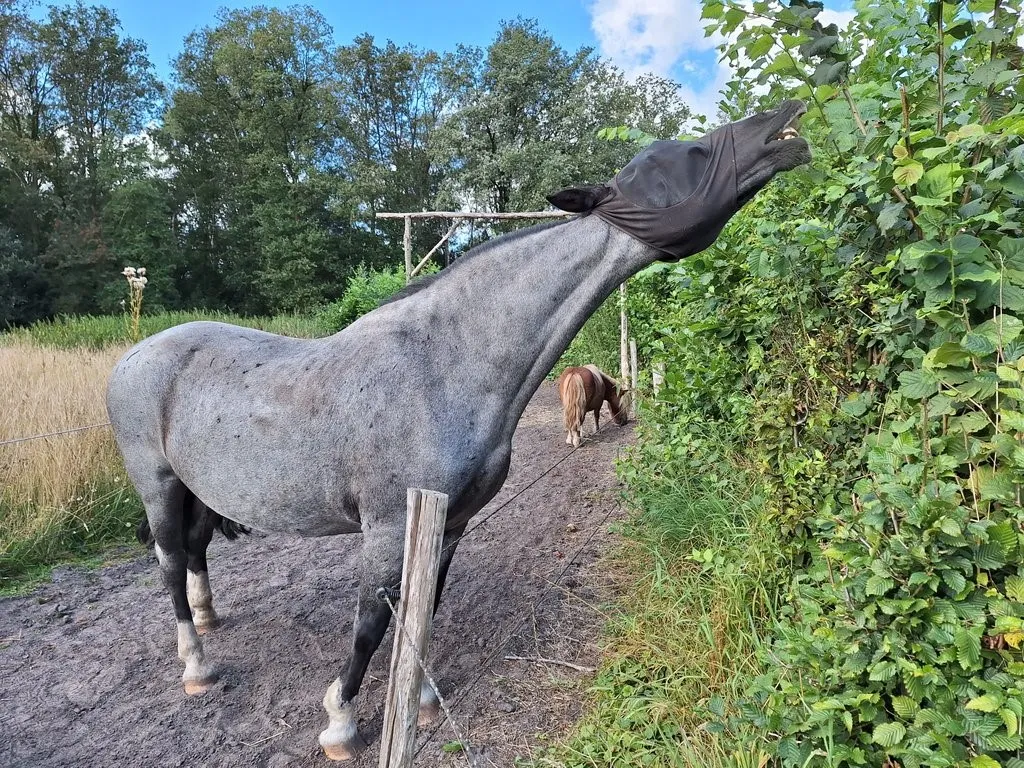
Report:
561,370,587,433
136,516,155,546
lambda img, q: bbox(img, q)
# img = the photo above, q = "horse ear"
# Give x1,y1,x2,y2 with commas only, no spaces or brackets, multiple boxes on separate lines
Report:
547,185,611,213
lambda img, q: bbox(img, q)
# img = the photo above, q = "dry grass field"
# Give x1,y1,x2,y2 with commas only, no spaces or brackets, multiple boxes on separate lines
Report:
0,340,138,587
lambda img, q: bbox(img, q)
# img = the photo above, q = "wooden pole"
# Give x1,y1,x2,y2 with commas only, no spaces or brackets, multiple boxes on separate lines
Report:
378,210,574,220
629,338,638,417
652,362,665,398
378,489,448,768
403,216,413,285
411,220,460,279
619,283,629,386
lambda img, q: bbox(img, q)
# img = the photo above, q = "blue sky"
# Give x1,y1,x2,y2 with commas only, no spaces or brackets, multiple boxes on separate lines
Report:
34,0,855,118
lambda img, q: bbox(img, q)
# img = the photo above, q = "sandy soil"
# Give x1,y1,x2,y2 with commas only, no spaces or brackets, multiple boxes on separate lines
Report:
0,382,634,768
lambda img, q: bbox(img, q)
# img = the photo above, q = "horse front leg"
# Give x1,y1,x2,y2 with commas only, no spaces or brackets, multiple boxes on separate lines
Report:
319,526,403,761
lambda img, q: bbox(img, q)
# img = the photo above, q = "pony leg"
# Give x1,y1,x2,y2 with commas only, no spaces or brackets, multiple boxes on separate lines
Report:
593,409,601,432
319,526,404,761
417,524,467,726
185,500,219,634
147,478,217,695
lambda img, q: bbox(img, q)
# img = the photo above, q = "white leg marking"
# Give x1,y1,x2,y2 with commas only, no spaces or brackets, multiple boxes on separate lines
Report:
176,620,216,694
153,542,166,566
319,678,365,760
187,570,218,630
418,680,440,725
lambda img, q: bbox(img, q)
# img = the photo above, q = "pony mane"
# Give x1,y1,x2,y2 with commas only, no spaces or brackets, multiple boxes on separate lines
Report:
379,219,571,307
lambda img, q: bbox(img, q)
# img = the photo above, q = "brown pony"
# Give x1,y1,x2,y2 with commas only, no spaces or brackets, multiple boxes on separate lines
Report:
555,364,631,447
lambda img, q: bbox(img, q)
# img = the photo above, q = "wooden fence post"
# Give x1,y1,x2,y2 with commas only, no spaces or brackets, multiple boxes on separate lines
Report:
619,282,629,386
403,216,413,285
378,488,448,768
652,362,665,398
629,338,638,417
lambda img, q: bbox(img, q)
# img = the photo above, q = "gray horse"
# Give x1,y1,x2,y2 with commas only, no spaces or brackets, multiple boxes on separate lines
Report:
106,100,810,759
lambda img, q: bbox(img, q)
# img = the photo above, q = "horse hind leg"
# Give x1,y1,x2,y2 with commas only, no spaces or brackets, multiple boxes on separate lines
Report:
145,475,218,695
185,496,220,634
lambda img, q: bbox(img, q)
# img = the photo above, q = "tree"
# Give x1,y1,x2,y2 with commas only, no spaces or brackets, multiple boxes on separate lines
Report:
0,1,161,318
333,34,468,262
432,19,690,217
162,5,350,313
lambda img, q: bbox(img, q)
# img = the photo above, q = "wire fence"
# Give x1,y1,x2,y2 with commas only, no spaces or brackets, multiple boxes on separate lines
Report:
3,385,627,767
0,421,111,448
376,419,624,766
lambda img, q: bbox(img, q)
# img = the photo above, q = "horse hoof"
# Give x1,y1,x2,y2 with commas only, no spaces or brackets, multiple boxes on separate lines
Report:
418,700,441,726
320,734,367,762
183,661,218,695
183,677,216,695
194,617,221,635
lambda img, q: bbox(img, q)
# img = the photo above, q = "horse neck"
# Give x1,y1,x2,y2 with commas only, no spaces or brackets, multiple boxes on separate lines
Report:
403,217,655,426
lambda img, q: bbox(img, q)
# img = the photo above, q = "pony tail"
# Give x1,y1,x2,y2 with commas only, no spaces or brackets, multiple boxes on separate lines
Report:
563,372,587,433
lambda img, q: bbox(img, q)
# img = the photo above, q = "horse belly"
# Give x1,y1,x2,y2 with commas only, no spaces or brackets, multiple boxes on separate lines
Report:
167,426,361,537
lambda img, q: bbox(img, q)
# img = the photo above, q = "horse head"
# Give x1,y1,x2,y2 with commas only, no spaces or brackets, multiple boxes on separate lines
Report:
547,100,811,262
610,387,631,426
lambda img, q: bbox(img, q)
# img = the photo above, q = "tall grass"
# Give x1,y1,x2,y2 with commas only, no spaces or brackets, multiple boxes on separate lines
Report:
4,309,327,350
530,443,784,768
0,340,139,587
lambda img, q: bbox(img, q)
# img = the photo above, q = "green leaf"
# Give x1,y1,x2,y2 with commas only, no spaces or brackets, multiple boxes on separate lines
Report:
701,1,724,19
1006,575,1024,602
894,161,925,187
892,695,919,720
919,163,963,199
928,341,973,366
1001,708,1019,737
878,202,906,233
900,368,940,399
967,694,1004,712
955,627,982,669
975,316,1024,346
971,757,1001,768
964,332,998,356
1001,410,1024,431
978,466,1015,501
867,574,895,595
872,721,906,747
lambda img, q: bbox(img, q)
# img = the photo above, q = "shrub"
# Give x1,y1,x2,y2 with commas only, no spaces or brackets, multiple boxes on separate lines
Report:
317,263,438,333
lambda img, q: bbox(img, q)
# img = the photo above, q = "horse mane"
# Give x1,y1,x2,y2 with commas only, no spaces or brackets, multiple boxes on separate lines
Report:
379,219,571,307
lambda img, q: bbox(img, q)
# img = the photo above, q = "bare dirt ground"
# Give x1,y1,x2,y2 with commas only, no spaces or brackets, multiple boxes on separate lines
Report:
0,383,634,768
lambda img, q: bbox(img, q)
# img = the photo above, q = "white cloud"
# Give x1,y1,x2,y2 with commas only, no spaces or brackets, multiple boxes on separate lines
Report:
818,8,856,32
588,0,856,121
589,0,719,80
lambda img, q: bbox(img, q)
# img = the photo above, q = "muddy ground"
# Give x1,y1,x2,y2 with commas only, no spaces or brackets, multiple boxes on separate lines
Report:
0,383,634,768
